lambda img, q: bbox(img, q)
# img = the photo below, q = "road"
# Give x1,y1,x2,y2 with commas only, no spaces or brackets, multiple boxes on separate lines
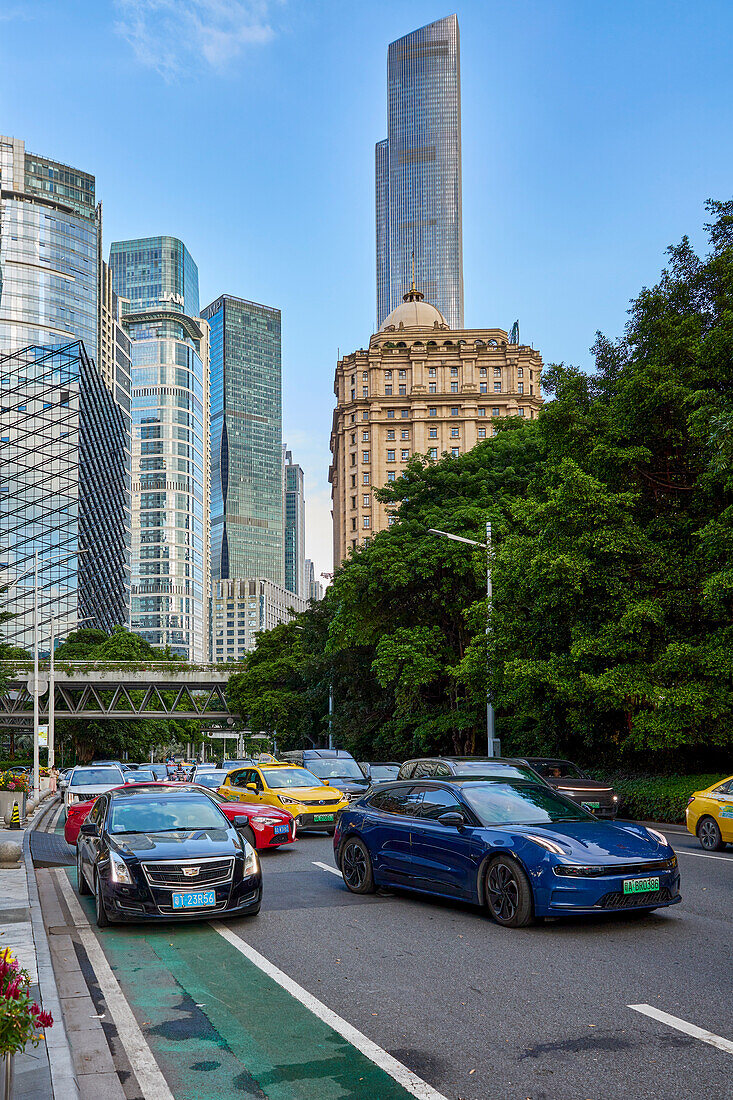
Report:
34,808,732,1100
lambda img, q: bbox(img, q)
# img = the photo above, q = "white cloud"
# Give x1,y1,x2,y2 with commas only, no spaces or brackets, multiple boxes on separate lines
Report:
114,0,279,79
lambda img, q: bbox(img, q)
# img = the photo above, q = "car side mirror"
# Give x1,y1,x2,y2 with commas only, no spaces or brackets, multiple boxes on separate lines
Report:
246,783,257,791
437,812,465,828
79,822,98,837
233,815,249,828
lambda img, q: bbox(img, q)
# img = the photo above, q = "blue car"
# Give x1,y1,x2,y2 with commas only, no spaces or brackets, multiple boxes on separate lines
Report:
333,779,681,927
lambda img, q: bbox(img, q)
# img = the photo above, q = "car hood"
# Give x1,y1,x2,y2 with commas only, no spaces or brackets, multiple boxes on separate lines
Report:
110,828,239,859
499,820,670,862
271,785,346,801
68,784,122,796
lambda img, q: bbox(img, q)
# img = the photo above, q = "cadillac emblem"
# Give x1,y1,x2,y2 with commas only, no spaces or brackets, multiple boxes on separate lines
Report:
182,866,200,878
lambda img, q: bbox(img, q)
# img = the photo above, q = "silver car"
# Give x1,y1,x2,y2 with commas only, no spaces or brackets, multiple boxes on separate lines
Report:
63,765,125,819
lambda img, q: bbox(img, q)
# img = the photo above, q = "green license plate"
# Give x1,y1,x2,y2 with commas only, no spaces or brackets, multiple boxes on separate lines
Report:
581,801,601,810
623,877,659,894
313,813,334,822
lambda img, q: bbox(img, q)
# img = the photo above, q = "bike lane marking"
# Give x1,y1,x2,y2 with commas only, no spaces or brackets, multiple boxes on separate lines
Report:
59,867,446,1100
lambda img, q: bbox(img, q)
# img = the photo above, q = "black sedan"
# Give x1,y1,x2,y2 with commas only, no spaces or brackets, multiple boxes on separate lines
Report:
76,788,262,927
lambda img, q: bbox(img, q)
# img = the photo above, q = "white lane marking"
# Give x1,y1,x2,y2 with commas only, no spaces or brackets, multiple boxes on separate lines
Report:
54,870,175,1100
49,802,63,833
629,1004,733,1055
313,860,341,877
212,921,450,1100
674,850,733,862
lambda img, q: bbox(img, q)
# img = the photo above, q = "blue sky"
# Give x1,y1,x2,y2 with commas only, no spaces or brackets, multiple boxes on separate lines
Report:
2,1,733,578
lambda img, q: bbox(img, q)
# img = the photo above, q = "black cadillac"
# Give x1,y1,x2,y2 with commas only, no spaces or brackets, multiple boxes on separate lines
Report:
76,788,262,926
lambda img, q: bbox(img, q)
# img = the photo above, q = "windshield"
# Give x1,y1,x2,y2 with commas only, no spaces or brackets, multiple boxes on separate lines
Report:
453,762,538,780
127,771,155,782
532,761,586,780
71,768,123,786
108,795,227,834
370,765,400,781
306,759,365,780
262,768,322,789
194,772,227,789
461,781,590,825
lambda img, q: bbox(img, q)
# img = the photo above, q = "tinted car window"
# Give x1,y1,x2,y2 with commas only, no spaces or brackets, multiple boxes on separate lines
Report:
108,795,227,834
462,781,589,825
452,762,537,780
413,761,437,778
532,761,586,780
370,787,422,815
418,788,463,819
398,762,416,779
88,797,106,824
307,758,365,780
369,765,400,781
713,780,733,795
261,768,321,789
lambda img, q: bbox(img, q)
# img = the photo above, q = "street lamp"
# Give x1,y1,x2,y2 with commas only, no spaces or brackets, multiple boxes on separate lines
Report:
427,524,498,757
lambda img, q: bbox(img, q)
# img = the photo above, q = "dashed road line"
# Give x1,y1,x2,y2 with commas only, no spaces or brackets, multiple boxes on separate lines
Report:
674,850,733,862
313,860,341,876
629,1004,733,1055
212,920,450,1100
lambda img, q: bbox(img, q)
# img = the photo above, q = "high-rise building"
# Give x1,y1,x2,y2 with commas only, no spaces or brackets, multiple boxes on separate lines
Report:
284,446,305,597
110,237,210,662
98,260,132,428
0,135,100,361
210,578,307,662
0,342,130,650
305,559,324,603
202,294,283,586
375,15,463,330
329,285,543,565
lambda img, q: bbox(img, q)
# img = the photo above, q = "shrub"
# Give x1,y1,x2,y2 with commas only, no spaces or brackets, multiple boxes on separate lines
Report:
594,773,726,823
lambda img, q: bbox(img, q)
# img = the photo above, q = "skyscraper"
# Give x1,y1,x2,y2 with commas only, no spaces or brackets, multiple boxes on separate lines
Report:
202,294,283,586
1,342,130,650
375,15,463,330
0,135,100,361
110,237,210,662
305,559,324,603
284,447,305,597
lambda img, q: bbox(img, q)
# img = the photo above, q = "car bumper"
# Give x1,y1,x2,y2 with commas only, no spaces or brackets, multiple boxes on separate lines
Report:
538,870,681,916
295,811,342,830
100,873,262,921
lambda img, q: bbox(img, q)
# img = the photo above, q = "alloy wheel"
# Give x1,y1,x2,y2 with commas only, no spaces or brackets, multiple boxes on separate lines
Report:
698,818,721,850
342,841,367,889
487,862,520,922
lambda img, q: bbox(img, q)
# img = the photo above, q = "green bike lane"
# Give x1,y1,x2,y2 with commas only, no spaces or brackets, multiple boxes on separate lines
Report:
61,866,442,1100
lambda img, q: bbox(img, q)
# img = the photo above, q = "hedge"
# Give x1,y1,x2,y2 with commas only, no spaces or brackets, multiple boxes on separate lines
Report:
593,773,727,824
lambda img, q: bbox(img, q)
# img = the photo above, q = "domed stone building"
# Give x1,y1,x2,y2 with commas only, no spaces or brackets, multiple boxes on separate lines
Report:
329,285,543,565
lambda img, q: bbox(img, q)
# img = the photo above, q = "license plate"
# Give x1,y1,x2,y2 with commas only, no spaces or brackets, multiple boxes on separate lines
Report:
581,801,601,810
623,877,659,895
273,824,289,834
172,890,216,909
313,813,334,822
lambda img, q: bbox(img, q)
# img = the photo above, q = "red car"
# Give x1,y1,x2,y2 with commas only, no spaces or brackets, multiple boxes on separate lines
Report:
63,782,296,850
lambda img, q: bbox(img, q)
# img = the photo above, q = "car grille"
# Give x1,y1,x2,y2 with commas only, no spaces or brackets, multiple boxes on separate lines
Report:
554,858,677,878
141,858,234,889
300,798,341,807
597,887,673,909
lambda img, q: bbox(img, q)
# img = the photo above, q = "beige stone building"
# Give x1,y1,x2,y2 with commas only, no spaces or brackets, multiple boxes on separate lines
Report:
329,286,543,565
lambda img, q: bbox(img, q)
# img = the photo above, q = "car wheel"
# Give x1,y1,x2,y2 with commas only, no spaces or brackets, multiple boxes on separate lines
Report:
340,836,375,894
485,856,534,928
697,816,724,851
94,873,110,928
77,846,91,895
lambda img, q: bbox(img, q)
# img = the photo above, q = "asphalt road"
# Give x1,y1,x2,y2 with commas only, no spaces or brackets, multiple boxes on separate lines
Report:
38,812,733,1100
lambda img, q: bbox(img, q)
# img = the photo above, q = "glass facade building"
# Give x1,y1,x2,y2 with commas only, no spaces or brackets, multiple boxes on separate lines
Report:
0,135,100,361
375,15,463,329
202,294,283,587
284,447,305,597
0,342,130,651
110,238,209,662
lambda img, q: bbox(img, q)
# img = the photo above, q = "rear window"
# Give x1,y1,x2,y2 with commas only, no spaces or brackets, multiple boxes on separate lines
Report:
453,762,537,780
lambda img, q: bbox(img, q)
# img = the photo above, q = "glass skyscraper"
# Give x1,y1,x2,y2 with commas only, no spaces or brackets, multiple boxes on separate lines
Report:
375,14,463,329
110,237,210,662
202,294,283,587
284,447,305,597
0,342,130,651
0,135,100,362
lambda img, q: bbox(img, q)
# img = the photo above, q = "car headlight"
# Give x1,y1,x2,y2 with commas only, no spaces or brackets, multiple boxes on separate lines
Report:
525,834,566,855
612,795,619,802
109,851,132,884
278,795,300,806
243,846,259,877
646,827,668,846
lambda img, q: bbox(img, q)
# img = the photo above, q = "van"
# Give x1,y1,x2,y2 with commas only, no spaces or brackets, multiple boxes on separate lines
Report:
279,749,370,800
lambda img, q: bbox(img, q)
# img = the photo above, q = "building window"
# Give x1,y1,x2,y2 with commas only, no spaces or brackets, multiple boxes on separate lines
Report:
401,429,410,439
451,427,459,438
363,516,371,528
362,387,369,398
450,366,458,376
350,414,356,422
429,366,436,377
350,453,356,465
387,429,395,439
398,369,406,378
518,408,525,417
450,382,459,393
351,375,355,384
480,367,487,376
363,472,370,484
385,370,392,379
400,409,408,418
387,449,395,462
387,409,395,419
351,474,357,486
429,382,437,393
398,384,406,395
351,495,357,509
494,382,502,392
351,390,356,400
451,447,460,457
387,471,396,482
352,538,357,548
363,411,369,420
401,449,409,460
351,433,356,444
429,447,438,458
478,427,486,439
451,407,459,416
429,407,437,417
480,383,487,393
362,371,368,380
518,382,524,394
429,427,438,438
494,368,501,377
385,385,393,395
362,430,369,441
517,367,523,378
363,495,370,507
351,517,357,530
362,451,370,462
388,514,397,525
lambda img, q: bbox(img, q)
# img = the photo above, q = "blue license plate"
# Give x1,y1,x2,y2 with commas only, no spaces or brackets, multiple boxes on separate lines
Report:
172,890,216,909
273,824,289,834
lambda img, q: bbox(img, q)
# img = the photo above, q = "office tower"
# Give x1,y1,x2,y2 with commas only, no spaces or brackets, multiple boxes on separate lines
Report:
0,135,100,361
329,285,543,565
375,15,463,330
202,294,283,586
0,342,130,650
110,237,210,662
284,446,305,597
305,559,324,602
210,578,307,662
98,260,132,427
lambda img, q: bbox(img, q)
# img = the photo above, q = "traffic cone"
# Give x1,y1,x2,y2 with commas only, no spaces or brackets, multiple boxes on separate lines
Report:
9,802,21,830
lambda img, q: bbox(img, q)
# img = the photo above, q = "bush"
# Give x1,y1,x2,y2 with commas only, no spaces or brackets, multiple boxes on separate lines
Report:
594,773,726,823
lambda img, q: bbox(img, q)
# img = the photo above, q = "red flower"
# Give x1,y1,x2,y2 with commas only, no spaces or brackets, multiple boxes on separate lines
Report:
37,1010,53,1029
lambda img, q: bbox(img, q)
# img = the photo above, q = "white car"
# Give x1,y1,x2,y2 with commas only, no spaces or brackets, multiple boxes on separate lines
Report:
63,765,125,819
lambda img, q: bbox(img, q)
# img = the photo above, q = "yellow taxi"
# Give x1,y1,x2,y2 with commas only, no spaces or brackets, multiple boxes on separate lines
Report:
218,763,349,833
685,775,733,850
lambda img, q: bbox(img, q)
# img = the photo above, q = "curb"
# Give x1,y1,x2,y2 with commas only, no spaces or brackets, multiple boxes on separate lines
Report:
23,795,81,1100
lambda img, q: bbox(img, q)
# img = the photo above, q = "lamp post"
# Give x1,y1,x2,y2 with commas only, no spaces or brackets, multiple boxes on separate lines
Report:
428,523,497,757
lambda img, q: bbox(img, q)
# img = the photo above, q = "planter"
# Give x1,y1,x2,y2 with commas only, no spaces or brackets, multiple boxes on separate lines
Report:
39,777,52,794
1,1053,13,1100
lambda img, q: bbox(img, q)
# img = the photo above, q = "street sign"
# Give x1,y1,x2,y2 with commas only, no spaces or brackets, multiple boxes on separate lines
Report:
38,724,48,748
